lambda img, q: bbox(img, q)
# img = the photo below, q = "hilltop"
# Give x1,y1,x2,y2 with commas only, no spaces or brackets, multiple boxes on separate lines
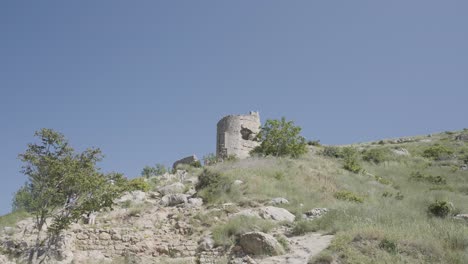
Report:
1,129,468,264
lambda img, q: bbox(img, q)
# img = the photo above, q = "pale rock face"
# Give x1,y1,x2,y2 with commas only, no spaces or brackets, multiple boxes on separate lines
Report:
158,182,186,196
198,236,214,251
160,194,188,206
392,148,410,156
269,197,289,205
303,208,329,220
239,232,285,256
216,112,261,159
116,190,146,204
258,206,295,223
187,198,203,207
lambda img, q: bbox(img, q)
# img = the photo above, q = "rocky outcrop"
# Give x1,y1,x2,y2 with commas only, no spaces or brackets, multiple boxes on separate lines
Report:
158,182,186,195
172,155,199,170
239,232,285,256
258,207,295,223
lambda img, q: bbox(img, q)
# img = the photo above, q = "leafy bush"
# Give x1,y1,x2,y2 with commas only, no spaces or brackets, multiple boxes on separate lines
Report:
321,146,342,158
141,164,167,178
196,169,233,203
427,200,453,218
203,153,218,166
422,144,453,160
379,238,398,254
342,147,362,173
126,178,150,192
334,190,364,203
410,171,447,185
292,220,318,235
362,148,389,164
251,117,308,158
307,140,321,146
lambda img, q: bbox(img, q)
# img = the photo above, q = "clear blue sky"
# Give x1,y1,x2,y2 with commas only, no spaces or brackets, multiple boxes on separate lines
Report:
1,1,467,215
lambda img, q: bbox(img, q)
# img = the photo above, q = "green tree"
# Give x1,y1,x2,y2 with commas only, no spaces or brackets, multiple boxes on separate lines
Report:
342,147,362,173
251,117,308,158
141,163,167,178
18,129,124,263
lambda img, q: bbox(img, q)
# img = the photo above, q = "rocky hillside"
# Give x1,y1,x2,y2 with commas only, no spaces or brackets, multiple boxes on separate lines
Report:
1,129,468,264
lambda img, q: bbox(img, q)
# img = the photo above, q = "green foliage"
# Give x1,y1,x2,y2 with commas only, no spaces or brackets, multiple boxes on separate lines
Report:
342,147,362,173
422,144,454,160
0,210,30,230
17,128,125,262
141,163,167,178
379,238,398,254
203,153,218,166
410,171,447,185
292,220,318,235
362,148,389,164
321,146,343,158
251,117,308,158
196,169,234,203
212,215,276,247
427,200,452,218
190,160,202,168
334,190,364,203
12,183,33,212
307,140,321,146
126,178,150,192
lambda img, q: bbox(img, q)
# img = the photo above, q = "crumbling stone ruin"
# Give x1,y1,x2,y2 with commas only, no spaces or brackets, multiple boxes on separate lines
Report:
172,155,199,170
216,111,261,159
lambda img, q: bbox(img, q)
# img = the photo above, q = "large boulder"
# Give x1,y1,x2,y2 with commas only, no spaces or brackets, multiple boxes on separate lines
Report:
172,155,199,170
158,182,186,196
116,191,146,204
269,197,289,206
239,232,285,256
258,206,295,223
160,194,188,207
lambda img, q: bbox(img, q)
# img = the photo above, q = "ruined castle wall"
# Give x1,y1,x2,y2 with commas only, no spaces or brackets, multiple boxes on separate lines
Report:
216,112,261,159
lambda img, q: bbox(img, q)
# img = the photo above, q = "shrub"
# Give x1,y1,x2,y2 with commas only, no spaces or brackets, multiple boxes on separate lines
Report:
308,140,321,146
251,117,308,158
410,171,447,185
428,200,452,218
379,238,398,254
322,146,342,158
362,148,388,164
342,147,362,173
334,190,364,203
196,169,233,203
203,153,218,166
126,178,150,192
292,220,318,235
141,164,167,178
422,144,453,160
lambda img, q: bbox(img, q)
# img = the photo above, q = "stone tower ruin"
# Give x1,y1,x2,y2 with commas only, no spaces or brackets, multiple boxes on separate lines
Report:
216,111,261,159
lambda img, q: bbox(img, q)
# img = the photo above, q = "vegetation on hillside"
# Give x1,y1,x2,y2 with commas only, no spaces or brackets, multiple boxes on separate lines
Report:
196,130,468,264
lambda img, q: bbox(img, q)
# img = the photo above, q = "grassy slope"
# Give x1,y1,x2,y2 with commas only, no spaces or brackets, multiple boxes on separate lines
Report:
199,130,468,264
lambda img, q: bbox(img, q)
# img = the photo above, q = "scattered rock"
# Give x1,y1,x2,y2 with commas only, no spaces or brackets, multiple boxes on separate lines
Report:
258,206,295,223
269,198,289,206
455,134,468,141
116,190,146,204
198,236,214,251
303,208,328,220
158,182,186,195
454,214,468,221
233,180,244,185
188,198,203,207
391,148,410,156
160,194,188,206
232,209,261,219
239,232,285,256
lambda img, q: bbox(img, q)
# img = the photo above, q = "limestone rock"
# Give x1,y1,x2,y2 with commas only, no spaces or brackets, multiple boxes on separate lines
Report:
198,236,214,251
258,206,295,223
158,182,186,196
454,214,468,221
233,180,244,185
116,190,146,204
392,148,410,156
160,194,188,206
269,197,289,205
303,208,328,220
239,232,285,256
188,198,203,207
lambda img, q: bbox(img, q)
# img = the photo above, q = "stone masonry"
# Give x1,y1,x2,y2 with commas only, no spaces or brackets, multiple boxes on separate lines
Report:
216,111,261,159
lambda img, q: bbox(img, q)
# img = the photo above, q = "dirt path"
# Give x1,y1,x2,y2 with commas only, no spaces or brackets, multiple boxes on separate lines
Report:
258,233,333,264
